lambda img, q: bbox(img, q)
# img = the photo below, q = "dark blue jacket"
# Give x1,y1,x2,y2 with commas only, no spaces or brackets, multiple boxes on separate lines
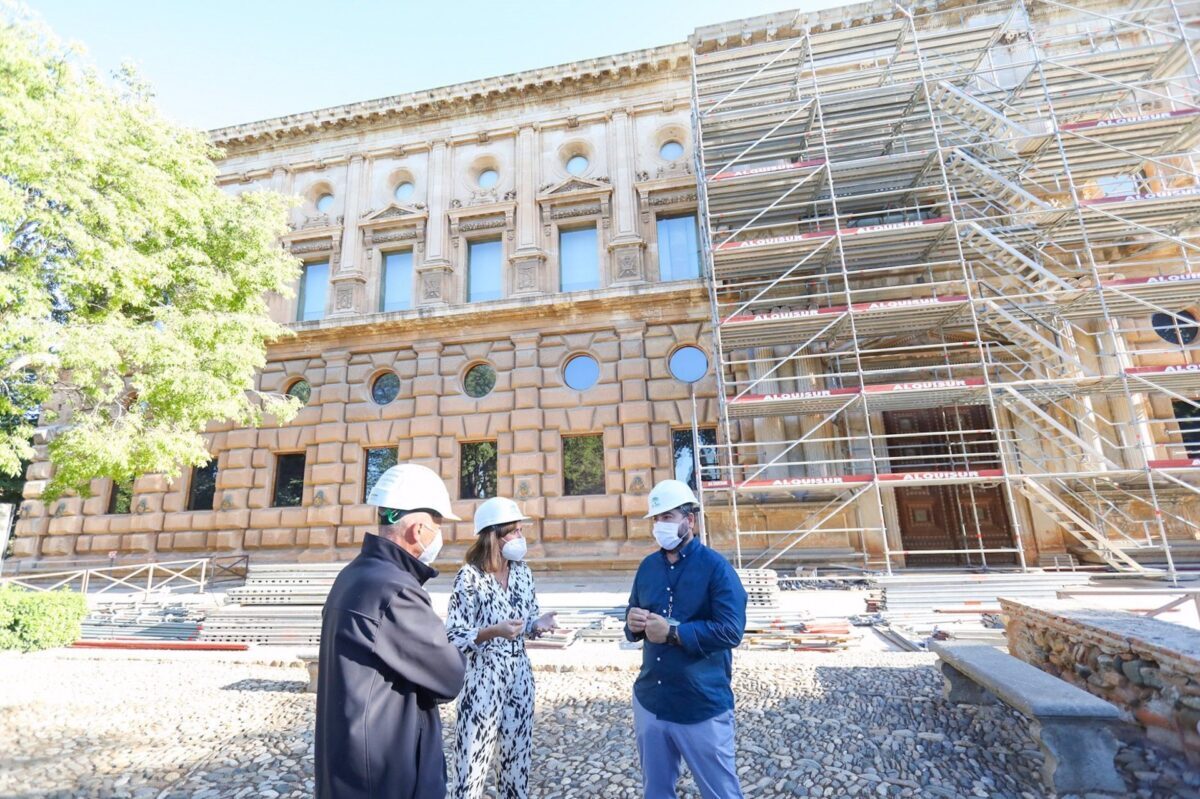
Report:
315,534,466,799
625,536,747,723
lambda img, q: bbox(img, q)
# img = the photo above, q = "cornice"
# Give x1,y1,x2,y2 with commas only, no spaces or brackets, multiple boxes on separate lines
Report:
210,43,691,152
688,0,951,53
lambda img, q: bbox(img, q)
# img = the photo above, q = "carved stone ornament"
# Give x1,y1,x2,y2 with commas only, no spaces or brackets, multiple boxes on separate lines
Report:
136,498,149,514
220,493,234,511
313,489,327,508
629,476,647,494
335,285,354,311
617,252,639,278
450,199,463,208
423,272,442,300
517,262,537,291
516,480,532,499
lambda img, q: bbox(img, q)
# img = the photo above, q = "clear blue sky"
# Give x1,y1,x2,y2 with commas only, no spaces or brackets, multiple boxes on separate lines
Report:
29,1,836,131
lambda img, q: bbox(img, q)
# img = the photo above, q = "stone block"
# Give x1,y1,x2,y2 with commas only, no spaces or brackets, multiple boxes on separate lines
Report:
411,415,440,437
247,488,271,510
623,423,651,448
47,515,82,535
513,430,540,453
279,507,308,528
250,508,282,528
620,447,656,470
226,429,258,448
514,387,539,409
251,450,269,468
566,518,608,541
584,495,622,517
542,519,565,540
260,528,298,548
411,437,437,459
122,533,156,554
540,387,581,409
10,537,38,558
308,527,335,548
511,367,542,389
619,402,654,424
315,442,341,464
163,512,196,532
307,504,342,526
172,531,207,551
546,496,585,518
210,530,243,551
313,422,349,444
130,512,165,534
508,453,545,475
215,509,251,529
511,409,543,431
219,468,256,491
311,463,345,485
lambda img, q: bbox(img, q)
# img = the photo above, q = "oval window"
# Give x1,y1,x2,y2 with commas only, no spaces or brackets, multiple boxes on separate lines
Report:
669,346,709,383
286,379,311,405
394,182,415,202
659,141,684,161
464,363,497,398
1152,310,1199,345
564,354,600,391
477,169,499,189
371,373,401,405
315,193,334,212
566,155,589,175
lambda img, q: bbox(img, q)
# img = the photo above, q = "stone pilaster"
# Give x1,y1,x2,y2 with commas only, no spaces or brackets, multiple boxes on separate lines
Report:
607,109,646,284
331,155,368,318
418,141,452,307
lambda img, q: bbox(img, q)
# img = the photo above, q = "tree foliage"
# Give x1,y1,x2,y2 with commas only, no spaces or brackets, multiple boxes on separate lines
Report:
0,8,301,500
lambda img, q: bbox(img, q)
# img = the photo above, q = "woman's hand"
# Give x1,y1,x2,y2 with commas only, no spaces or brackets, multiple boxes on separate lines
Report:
531,612,559,637
485,618,525,641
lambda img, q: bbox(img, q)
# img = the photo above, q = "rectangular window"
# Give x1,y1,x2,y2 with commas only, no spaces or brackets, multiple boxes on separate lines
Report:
364,447,398,502
560,226,600,292
1175,400,1200,458
460,441,498,500
298,261,329,322
657,214,700,282
380,251,413,313
562,434,604,496
468,239,502,302
187,460,219,511
672,428,719,492
273,453,306,507
107,479,134,515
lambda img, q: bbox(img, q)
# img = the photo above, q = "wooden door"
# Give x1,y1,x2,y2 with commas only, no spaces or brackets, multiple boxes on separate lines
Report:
884,406,1015,567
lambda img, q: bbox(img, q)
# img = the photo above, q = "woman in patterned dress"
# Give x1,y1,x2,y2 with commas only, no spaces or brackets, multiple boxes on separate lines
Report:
445,497,557,799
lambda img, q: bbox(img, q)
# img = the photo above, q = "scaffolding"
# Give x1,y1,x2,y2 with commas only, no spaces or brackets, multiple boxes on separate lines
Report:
690,0,1200,576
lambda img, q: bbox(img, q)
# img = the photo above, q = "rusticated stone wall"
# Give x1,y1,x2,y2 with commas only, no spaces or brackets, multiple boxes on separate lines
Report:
1002,598,1200,762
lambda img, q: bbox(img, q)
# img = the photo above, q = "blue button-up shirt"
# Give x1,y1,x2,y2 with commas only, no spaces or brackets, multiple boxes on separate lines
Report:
624,536,747,724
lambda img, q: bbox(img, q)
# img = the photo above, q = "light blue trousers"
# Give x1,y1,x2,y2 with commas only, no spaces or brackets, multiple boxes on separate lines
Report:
632,693,744,799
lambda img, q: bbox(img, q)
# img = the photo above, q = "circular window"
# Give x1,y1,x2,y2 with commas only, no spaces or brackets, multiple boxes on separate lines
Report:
669,346,709,383
394,182,415,202
660,141,685,161
464,364,497,398
566,155,589,176
315,193,334,212
286,379,311,404
477,169,499,189
563,354,600,391
1152,311,1200,345
371,373,401,405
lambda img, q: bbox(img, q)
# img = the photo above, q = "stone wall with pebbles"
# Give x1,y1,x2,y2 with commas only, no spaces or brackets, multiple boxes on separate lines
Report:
1002,598,1200,762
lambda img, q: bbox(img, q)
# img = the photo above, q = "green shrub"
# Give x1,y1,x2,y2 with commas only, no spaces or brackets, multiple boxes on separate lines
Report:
0,587,88,652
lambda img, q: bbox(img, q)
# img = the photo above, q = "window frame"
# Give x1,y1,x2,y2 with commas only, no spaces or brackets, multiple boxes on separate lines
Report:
107,479,135,515
558,224,602,293
186,459,219,512
272,452,307,508
656,213,701,282
380,249,415,313
459,440,499,500
297,260,330,322
671,426,719,492
363,446,399,503
561,433,605,496
467,236,504,303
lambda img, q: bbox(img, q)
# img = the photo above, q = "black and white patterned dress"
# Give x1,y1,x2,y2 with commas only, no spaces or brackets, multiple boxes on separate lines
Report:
445,561,541,799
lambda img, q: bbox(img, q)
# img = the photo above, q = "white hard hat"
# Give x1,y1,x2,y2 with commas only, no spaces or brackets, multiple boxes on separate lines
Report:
473,496,531,534
366,464,461,521
644,479,698,518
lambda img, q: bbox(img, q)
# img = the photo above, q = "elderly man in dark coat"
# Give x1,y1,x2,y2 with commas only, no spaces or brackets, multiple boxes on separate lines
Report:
315,464,467,799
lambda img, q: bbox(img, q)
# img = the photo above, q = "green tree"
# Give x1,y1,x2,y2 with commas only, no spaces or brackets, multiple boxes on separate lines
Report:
0,9,301,501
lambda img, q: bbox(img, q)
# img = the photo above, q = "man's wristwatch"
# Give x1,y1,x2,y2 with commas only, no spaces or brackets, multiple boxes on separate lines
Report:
666,623,681,646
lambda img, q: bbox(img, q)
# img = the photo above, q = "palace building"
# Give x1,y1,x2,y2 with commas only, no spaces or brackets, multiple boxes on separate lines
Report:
12,0,1200,574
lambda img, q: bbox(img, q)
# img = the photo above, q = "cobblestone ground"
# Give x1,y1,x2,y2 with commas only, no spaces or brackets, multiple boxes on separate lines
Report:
0,650,1196,799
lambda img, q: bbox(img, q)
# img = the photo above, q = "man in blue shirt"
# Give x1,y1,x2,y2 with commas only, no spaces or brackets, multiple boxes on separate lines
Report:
625,479,747,799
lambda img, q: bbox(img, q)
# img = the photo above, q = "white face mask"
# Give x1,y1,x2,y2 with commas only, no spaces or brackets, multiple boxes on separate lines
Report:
653,520,685,551
501,537,527,561
417,525,443,565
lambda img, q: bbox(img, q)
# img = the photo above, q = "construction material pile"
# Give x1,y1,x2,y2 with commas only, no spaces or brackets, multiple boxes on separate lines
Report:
742,608,853,651
864,571,1096,650
79,602,204,642
735,568,780,608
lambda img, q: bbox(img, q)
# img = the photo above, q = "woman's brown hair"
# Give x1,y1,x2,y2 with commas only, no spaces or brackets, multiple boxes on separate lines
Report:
464,522,516,573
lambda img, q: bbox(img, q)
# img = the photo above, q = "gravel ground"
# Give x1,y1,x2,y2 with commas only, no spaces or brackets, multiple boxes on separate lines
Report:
0,649,1196,799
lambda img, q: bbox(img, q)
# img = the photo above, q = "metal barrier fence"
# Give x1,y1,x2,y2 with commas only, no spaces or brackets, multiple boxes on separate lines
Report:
0,555,249,596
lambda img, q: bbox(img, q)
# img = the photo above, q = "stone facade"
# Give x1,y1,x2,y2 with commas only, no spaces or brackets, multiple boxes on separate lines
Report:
11,45,722,566
1003,598,1200,762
